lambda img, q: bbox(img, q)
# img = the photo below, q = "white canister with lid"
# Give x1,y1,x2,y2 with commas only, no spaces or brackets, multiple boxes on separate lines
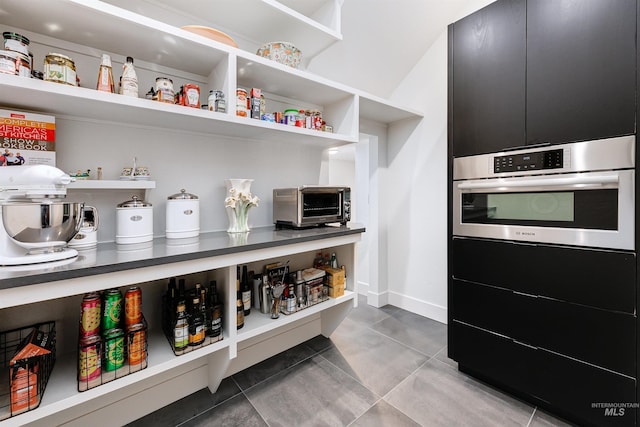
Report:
116,195,153,244
166,189,200,239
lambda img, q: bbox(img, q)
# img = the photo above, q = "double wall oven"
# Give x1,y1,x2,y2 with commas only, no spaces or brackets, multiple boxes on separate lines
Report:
449,135,637,427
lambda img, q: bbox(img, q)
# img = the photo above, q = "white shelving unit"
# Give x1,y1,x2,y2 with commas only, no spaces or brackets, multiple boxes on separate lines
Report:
0,0,420,424
0,230,361,426
67,180,156,190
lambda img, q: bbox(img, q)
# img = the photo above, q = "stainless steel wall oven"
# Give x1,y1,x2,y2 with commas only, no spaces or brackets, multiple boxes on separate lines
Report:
452,136,635,250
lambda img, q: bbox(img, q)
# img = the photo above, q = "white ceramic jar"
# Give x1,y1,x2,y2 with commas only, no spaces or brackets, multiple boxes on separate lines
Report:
166,189,199,239
116,195,153,244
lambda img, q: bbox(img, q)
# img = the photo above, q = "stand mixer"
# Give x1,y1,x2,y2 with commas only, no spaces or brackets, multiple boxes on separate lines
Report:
0,165,84,266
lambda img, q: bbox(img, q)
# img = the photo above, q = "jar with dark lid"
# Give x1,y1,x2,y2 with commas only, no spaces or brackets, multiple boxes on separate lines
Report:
3,32,30,56
166,189,200,239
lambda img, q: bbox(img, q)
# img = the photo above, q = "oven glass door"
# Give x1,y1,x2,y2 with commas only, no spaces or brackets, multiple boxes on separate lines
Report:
453,170,634,250
302,192,341,218
462,189,617,230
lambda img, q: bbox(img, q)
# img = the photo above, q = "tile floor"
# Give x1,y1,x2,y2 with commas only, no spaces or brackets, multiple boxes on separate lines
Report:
128,297,574,427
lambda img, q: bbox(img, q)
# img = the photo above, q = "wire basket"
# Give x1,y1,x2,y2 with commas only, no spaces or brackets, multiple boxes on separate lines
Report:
78,318,148,392
0,321,56,421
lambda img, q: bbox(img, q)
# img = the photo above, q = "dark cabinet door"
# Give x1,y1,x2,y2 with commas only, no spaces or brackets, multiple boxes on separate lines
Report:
451,0,526,157
526,0,636,145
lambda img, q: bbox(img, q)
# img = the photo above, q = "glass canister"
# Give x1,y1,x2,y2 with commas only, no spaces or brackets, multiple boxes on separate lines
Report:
44,53,77,86
3,32,30,56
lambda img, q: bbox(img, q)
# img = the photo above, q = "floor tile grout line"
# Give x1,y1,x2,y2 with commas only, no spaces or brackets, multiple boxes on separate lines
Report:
360,318,447,360
526,407,538,427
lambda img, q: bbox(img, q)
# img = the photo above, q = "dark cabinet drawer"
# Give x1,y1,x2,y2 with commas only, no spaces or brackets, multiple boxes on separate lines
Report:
451,237,636,313
451,279,636,377
450,322,637,427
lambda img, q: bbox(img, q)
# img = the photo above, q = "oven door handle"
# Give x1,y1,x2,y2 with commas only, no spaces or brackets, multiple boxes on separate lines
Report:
457,174,619,190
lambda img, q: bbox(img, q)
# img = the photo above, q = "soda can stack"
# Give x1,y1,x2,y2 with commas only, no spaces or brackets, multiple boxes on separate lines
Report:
77,286,147,391
124,286,146,370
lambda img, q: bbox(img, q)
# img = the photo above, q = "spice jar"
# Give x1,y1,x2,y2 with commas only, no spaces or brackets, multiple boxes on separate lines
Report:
44,53,77,86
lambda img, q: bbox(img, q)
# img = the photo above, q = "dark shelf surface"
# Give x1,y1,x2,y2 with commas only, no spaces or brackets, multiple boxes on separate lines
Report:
0,224,365,290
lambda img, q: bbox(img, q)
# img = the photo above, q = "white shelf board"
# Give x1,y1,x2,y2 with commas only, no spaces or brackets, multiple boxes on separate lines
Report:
0,0,231,77
358,93,425,124
67,180,156,190
4,330,229,426
102,0,342,59
0,75,357,145
237,290,355,342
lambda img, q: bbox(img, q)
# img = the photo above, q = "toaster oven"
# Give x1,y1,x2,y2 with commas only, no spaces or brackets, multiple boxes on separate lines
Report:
273,186,351,229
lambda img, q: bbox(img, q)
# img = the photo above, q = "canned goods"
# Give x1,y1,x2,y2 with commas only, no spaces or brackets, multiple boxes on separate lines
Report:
127,323,146,365
80,293,102,337
0,50,17,75
124,286,142,327
154,77,174,103
102,289,123,331
208,90,226,113
283,109,298,126
3,32,30,56
78,335,102,382
103,328,125,371
236,87,248,117
44,53,76,86
183,83,200,108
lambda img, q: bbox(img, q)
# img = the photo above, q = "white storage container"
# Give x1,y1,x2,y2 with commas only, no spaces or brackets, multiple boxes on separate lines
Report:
116,195,153,244
166,189,199,239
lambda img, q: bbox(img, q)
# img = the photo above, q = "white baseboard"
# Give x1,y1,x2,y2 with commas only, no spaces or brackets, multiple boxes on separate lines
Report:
357,280,369,296
387,291,448,324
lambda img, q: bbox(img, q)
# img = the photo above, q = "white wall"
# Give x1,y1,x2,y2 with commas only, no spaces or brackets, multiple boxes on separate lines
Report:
382,0,496,323
56,119,325,242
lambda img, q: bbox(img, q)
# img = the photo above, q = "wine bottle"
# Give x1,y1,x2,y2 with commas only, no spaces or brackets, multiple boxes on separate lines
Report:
207,280,223,338
236,266,244,329
174,302,189,350
241,265,251,316
188,296,205,346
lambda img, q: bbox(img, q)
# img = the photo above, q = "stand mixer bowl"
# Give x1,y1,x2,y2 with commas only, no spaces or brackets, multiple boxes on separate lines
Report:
2,202,84,253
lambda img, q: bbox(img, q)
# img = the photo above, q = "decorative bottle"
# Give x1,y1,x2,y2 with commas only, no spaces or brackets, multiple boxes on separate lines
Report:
96,53,115,93
121,56,139,97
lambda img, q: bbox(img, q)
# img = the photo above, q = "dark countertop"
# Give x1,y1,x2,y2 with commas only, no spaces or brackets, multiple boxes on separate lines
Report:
0,224,365,290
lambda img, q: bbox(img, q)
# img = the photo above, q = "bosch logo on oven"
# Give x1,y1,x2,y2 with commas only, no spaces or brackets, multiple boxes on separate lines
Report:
515,231,536,237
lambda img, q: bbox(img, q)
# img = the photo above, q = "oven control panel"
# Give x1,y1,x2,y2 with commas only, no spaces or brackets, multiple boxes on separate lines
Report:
494,148,563,173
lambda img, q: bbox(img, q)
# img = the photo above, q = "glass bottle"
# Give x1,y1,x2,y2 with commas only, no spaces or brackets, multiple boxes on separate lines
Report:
174,302,189,350
236,266,245,329
241,265,251,316
121,56,139,97
96,53,115,93
207,280,223,338
330,253,338,269
188,296,205,346
199,288,208,336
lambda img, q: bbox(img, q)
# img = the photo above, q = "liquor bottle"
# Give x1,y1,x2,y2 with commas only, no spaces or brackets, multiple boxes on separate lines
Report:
236,267,244,329
241,265,251,316
188,296,205,346
166,277,177,325
96,53,115,93
207,280,223,338
177,278,186,307
174,302,189,350
121,56,139,97
199,288,208,336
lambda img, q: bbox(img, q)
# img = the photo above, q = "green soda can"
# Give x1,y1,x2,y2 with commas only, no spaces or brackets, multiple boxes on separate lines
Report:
103,328,125,371
102,289,123,331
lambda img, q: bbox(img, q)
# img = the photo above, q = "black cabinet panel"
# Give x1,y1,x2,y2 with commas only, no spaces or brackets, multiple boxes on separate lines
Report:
451,0,526,157
451,279,636,377
452,238,636,313
452,322,637,427
527,0,636,145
